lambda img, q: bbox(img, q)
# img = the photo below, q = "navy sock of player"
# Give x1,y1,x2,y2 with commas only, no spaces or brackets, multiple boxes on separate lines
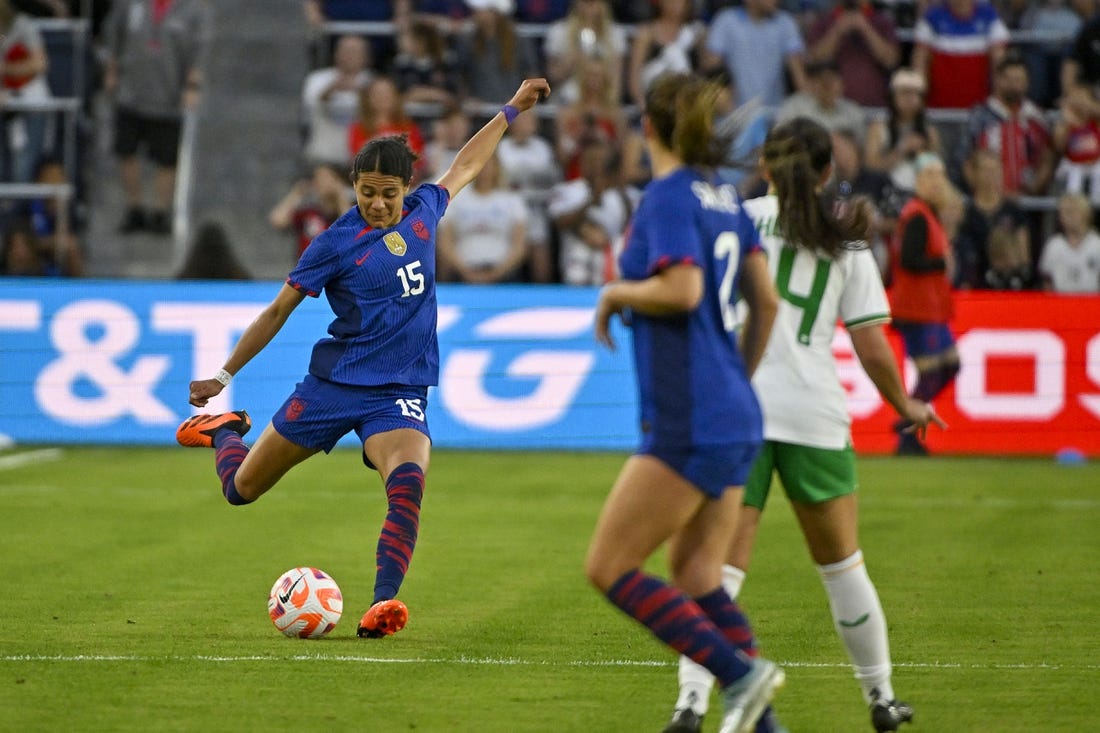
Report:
213,429,252,505
373,462,423,603
696,587,783,733
607,569,754,687
695,586,759,658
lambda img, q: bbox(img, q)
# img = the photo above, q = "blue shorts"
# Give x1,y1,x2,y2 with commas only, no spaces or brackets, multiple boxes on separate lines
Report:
893,320,955,359
640,441,762,499
271,375,431,465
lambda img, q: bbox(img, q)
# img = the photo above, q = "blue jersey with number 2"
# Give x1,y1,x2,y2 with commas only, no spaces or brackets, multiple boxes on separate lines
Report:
287,183,450,388
618,167,763,448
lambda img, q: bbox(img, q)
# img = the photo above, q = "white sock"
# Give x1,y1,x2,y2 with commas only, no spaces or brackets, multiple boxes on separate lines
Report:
674,565,747,715
817,550,895,704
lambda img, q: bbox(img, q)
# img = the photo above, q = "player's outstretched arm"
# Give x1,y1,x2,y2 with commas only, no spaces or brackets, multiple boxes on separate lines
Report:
188,284,306,407
849,322,947,438
436,78,551,198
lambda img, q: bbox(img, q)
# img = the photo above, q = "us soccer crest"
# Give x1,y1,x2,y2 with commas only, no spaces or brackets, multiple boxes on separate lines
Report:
383,231,408,256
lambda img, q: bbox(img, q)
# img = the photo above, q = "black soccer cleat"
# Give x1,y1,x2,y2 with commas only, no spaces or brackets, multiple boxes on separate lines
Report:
871,699,914,732
661,707,704,733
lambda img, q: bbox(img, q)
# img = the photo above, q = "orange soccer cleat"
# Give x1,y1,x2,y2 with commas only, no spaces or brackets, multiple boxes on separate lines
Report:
357,599,408,638
175,410,252,448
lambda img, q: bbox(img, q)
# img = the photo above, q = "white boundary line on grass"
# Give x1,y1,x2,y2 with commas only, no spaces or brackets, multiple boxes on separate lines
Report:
2,655,1096,671
0,448,62,471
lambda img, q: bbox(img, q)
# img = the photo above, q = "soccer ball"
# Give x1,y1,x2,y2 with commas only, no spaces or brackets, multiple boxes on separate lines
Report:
267,567,343,639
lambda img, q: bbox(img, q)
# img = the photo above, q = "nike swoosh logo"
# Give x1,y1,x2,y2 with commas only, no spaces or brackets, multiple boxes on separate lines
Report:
278,573,305,604
839,613,870,628
355,250,373,266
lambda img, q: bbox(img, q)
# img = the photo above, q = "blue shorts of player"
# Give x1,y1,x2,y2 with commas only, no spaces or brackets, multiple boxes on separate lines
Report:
272,374,430,467
639,440,762,499
893,320,955,359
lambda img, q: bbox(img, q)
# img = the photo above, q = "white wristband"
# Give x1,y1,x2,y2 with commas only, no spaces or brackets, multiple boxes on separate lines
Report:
213,369,233,387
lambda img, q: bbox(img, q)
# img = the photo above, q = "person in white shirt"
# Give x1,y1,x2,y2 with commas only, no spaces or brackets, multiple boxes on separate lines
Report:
301,34,374,167
548,140,639,285
662,117,943,733
437,151,529,283
497,109,562,282
1039,192,1100,293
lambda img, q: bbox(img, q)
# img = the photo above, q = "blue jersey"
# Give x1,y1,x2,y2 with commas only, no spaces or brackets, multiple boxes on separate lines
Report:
287,183,450,387
618,168,763,448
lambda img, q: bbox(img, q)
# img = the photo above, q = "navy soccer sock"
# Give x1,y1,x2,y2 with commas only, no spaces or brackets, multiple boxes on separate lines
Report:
373,462,424,603
213,429,252,506
695,586,759,658
607,569,753,688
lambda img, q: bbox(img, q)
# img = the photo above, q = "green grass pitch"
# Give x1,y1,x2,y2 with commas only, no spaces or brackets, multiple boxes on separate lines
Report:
1,447,1097,731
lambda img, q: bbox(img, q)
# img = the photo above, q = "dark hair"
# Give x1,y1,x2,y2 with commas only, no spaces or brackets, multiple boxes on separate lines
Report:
995,51,1027,76
644,72,731,168
762,117,870,258
887,85,930,150
176,221,251,280
351,134,418,185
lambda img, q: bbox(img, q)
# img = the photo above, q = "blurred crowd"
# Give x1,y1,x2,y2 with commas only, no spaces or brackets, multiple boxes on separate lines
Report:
4,0,1100,294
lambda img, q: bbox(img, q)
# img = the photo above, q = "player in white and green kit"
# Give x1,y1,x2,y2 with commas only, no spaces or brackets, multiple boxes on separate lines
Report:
662,118,945,733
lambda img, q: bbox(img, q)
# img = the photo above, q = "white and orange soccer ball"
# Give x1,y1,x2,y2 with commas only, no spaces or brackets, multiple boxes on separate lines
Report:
267,567,343,639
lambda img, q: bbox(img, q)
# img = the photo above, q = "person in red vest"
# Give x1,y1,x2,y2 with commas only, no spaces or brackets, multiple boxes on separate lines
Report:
890,153,961,455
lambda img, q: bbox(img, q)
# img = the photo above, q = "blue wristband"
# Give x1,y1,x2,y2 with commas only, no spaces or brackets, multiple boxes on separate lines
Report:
502,104,520,125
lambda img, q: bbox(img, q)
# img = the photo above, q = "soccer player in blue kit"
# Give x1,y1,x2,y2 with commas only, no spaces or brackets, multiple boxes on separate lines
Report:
587,72,783,733
176,78,552,639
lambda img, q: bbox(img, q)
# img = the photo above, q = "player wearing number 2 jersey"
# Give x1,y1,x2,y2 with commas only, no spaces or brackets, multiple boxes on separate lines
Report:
174,78,552,640
588,73,784,733
666,118,945,733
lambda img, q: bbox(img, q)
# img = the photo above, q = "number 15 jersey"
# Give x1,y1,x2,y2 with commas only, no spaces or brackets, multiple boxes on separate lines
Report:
618,167,763,449
287,183,450,388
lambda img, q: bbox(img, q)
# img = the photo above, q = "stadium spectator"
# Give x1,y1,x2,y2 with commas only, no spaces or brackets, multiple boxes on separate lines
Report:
422,101,470,180
103,0,210,236
889,152,960,456
543,0,628,91
20,157,81,261
703,0,807,108
437,151,529,283
626,0,704,107
347,76,426,179
864,69,943,196
774,59,867,139
1038,192,1100,292
1062,4,1100,100
548,137,639,285
831,130,905,280
587,72,782,733
303,0,397,68
391,17,458,106
0,0,53,184
176,77,551,642
455,0,541,105
268,162,352,258
0,214,80,275
301,34,375,168
175,221,252,280
910,0,1009,110
497,107,561,282
411,0,470,34
666,116,936,733
1053,84,1100,205
554,54,628,179
957,55,1055,196
1012,0,1085,108
804,0,900,108
515,0,570,23
953,148,1032,289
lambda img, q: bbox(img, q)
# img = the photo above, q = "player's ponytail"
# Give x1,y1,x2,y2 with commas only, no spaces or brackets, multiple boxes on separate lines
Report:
762,117,870,258
352,134,418,185
644,73,732,169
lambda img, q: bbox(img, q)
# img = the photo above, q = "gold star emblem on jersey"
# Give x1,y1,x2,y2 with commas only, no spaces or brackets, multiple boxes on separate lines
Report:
383,231,408,256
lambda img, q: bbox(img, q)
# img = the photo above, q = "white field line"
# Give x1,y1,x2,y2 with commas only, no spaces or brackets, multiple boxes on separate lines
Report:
1,654,1096,671
0,448,62,471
